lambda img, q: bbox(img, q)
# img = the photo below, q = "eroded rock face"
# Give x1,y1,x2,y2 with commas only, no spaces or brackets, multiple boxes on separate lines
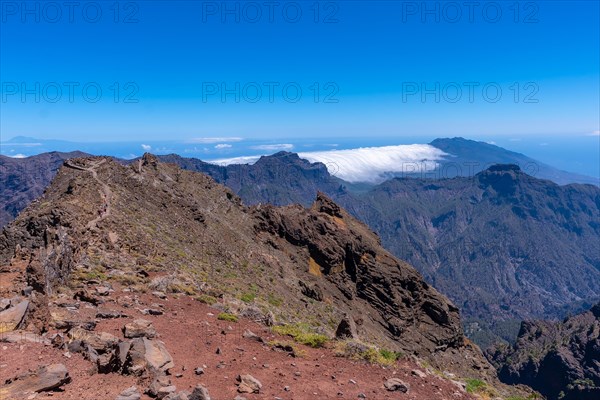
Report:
489,302,600,400
253,193,464,355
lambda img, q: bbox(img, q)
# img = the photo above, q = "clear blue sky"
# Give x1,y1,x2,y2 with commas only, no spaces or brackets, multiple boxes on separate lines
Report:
1,0,599,141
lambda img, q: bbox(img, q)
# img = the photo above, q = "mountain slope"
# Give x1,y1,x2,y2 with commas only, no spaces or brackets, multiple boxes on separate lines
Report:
355,165,600,346
0,154,496,382
489,303,600,400
0,151,89,227
429,138,599,186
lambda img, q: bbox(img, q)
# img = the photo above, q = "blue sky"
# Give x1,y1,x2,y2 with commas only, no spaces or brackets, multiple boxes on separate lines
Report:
1,0,599,142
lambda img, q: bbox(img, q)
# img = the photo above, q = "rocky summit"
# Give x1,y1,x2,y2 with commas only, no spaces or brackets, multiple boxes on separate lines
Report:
0,154,534,399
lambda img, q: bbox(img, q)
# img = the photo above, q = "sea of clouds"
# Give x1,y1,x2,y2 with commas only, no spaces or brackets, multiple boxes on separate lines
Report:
210,144,448,183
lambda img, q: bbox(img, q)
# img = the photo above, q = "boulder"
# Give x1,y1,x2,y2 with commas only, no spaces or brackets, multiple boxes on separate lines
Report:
116,386,141,400
125,337,174,375
0,299,29,333
188,384,211,400
123,319,156,338
237,374,262,394
68,327,119,353
384,378,410,393
147,375,172,397
0,330,50,345
335,315,357,339
0,364,70,398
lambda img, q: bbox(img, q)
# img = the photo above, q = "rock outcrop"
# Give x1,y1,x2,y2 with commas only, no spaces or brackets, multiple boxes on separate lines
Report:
489,303,600,400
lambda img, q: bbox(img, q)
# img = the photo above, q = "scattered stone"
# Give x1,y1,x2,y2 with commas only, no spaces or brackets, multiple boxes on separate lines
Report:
233,396,247,400
95,286,111,296
22,286,33,296
0,299,29,333
411,369,427,379
0,298,11,311
188,384,211,400
0,364,70,398
384,378,410,393
358,393,367,399
242,330,263,343
96,309,123,319
74,289,101,305
194,367,204,375
123,319,156,338
153,291,168,299
216,347,222,354
237,374,262,394
142,308,164,316
157,385,177,399
147,375,172,397
115,386,141,400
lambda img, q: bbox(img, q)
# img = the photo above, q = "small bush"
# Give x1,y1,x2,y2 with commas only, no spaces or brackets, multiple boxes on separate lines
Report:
194,294,217,305
465,379,493,395
267,294,283,307
168,282,196,295
240,292,256,303
217,312,238,322
379,348,403,363
272,324,328,348
335,342,401,366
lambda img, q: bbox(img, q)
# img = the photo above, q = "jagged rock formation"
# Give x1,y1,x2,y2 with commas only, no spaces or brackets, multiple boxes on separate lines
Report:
0,154,494,380
489,303,600,400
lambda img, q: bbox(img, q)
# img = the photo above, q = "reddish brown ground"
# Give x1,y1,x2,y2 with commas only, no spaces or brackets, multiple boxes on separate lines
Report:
1,287,476,400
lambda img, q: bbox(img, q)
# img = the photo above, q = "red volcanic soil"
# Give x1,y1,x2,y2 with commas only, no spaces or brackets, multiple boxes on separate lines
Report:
1,288,475,400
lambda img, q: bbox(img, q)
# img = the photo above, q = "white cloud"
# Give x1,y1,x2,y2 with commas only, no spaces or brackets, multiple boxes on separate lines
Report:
588,130,600,136
210,155,262,166
141,144,152,151
207,144,448,183
250,144,294,151
214,143,232,149
487,141,497,145
298,144,447,183
10,154,27,158
187,137,244,144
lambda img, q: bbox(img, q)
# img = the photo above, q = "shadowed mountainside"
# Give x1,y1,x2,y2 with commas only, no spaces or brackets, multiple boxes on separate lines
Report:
0,151,89,227
488,303,600,400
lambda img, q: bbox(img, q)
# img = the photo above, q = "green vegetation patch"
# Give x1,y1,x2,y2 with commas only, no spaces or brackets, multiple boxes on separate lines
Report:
272,323,329,348
217,312,238,322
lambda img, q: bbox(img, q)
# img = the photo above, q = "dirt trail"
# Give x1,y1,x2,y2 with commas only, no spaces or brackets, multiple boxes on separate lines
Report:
64,158,113,229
